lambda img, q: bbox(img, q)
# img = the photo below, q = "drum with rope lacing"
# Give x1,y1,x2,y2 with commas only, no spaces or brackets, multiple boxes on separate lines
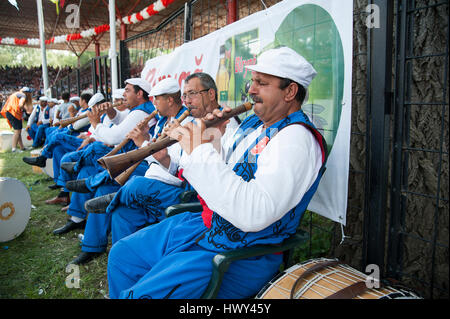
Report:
255,258,421,299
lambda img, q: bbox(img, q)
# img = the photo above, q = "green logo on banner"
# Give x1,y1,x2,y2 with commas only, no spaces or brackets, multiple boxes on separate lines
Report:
216,4,344,152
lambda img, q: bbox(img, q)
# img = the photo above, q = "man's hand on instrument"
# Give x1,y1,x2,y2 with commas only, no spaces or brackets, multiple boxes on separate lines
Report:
87,105,102,127
97,102,111,113
76,136,96,150
164,118,215,155
203,107,231,137
126,126,150,147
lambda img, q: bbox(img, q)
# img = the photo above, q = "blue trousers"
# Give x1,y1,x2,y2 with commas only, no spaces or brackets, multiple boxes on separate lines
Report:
32,123,50,147
67,158,149,230
73,141,112,175
107,212,282,299
27,124,38,140
81,183,121,253
41,131,83,184
56,151,83,191
107,176,192,244
66,164,101,219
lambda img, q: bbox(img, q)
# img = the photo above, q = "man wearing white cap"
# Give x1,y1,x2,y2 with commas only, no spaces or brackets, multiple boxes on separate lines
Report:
22,92,94,203
30,96,57,148
65,78,193,265
69,96,81,112
25,96,48,142
90,73,239,244
55,92,74,122
50,79,157,237
107,47,328,299
64,78,192,265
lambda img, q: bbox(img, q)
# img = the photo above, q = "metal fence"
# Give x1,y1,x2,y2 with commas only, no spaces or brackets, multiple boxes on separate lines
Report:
387,0,449,299
51,55,112,101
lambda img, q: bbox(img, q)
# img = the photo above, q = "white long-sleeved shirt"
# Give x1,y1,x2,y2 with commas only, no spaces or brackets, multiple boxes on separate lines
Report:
72,108,91,131
87,108,130,139
179,122,323,232
92,109,156,146
143,117,239,186
27,105,40,125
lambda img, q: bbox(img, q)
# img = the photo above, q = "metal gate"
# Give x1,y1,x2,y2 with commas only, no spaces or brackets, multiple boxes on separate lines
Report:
387,0,449,299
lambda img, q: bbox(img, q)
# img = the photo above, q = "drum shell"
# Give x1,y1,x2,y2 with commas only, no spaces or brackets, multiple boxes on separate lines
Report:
0,177,31,242
256,258,422,299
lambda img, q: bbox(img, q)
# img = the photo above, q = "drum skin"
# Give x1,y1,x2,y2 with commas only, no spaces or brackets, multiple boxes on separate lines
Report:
256,258,422,299
0,177,31,242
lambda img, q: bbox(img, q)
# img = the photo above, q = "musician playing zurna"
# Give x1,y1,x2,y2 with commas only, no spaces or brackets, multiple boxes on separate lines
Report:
107,47,328,299
21,92,96,205
52,89,129,205
49,79,157,245
67,77,193,265
88,74,237,247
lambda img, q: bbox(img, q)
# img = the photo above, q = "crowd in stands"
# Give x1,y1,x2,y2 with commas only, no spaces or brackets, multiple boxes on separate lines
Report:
0,65,72,100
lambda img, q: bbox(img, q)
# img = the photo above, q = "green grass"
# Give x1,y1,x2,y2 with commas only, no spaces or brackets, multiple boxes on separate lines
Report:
0,118,108,299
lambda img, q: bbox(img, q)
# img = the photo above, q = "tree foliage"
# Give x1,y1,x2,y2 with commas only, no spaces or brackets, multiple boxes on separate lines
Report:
0,45,98,68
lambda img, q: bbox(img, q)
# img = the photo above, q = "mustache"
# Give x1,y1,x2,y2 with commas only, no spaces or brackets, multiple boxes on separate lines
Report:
249,94,263,103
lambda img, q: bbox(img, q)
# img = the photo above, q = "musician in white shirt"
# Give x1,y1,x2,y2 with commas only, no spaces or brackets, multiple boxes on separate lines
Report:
107,47,327,299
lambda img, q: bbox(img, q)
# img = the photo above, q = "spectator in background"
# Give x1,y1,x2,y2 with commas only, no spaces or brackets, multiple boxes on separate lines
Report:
55,92,74,121
0,87,33,152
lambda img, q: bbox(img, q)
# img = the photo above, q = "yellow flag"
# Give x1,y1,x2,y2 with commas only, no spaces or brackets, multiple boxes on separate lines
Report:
48,0,59,15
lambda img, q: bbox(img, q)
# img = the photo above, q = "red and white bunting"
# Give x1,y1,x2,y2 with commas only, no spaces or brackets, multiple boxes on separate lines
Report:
0,0,175,47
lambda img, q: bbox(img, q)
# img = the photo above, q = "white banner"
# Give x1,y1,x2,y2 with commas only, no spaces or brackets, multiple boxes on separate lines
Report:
141,0,353,225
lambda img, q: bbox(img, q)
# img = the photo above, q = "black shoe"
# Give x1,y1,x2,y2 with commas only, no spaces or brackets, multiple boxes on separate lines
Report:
68,251,102,265
48,184,62,190
84,192,117,213
66,179,90,193
53,219,86,235
23,155,47,167
61,161,77,174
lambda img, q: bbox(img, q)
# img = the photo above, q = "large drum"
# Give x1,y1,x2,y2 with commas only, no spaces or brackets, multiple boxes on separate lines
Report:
256,258,421,299
0,177,31,242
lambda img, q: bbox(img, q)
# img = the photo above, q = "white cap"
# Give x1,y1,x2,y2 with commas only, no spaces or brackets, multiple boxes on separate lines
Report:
49,98,58,104
88,92,105,107
112,88,125,100
125,78,152,94
246,46,317,88
150,78,180,96
21,87,32,92
58,99,64,104
39,96,48,102
69,96,80,102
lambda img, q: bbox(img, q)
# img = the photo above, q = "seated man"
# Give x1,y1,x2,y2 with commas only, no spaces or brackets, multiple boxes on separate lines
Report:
105,73,239,246
51,78,157,237
53,88,129,201
107,47,327,299
67,78,192,265
69,96,80,112
55,92,75,123
21,92,97,204
31,96,56,148
26,96,48,142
